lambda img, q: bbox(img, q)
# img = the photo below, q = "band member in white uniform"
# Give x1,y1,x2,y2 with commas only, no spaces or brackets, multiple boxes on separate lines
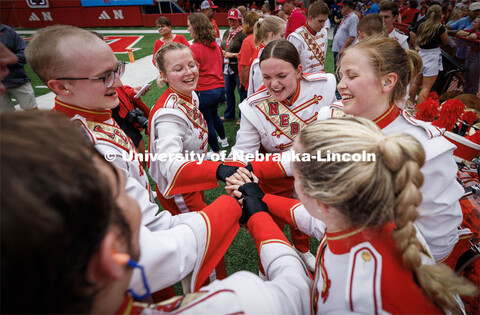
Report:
248,16,286,96
287,1,329,73
25,27,236,297
379,0,410,50
319,37,468,264
252,117,474,314
229,39,336,271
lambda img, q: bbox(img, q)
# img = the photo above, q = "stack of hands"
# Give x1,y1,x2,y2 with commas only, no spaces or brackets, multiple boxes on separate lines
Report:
216,164,268,225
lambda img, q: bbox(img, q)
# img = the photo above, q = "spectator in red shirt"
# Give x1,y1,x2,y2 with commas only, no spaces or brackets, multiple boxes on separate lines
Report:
188,13,229,154
280,0,307,37
401,0,420,25
238,11,260,91
152,17,189,66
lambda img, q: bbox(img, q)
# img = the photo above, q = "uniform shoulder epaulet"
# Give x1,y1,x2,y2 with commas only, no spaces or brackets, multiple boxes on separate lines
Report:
394,27,406,35
302,72,327,81
401,109,443,139
346,242,383,313
247,87,271,107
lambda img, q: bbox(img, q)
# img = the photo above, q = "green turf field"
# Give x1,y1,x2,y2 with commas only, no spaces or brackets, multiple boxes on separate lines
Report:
22,28,335,293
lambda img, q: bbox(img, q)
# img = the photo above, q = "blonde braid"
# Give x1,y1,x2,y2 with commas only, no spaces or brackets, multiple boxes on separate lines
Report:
382,135,476,312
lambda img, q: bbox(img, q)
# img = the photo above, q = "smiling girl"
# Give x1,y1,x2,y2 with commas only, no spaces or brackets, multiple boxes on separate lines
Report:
229,39,336,270
148,43,230,215
318,36,467,264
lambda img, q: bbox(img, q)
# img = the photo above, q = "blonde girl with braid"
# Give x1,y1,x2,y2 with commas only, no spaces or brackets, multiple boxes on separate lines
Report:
317,36,469,266
284,117,475,314
409,4,450,104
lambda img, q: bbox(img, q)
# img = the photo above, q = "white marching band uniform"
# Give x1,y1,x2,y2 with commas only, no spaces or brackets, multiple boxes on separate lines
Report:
117,211,312,315
231,72,337,160
389,28,409,50
261,194,466,314
53,98,227,295
288,24,328,73
247,46,265,97
148,87,220,213
317,102,468,261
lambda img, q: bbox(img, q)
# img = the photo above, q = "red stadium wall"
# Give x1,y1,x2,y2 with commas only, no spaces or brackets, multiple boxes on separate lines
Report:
0,0,229,28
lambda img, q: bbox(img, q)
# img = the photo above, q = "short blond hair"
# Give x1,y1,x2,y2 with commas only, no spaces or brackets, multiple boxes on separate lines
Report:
25,25,103,85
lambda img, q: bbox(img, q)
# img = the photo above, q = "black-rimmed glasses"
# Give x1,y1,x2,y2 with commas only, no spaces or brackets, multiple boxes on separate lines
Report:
56,61,126,88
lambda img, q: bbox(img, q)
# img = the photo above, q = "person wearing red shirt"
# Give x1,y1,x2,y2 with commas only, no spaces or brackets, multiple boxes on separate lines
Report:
238,11,260,94
401,0,420,25
188,13,229,154
280,0,307,37
152,16,189,66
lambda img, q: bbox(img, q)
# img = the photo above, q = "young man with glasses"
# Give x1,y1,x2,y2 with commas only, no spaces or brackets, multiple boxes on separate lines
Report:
25,25,241,300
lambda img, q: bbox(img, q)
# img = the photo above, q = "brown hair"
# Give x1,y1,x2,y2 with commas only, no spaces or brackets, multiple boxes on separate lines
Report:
379,0,399,16
308,1,329,17
155,16,172,27
342,37,422,104
295,117,477,313
0,111,131,313
188,13,216,45
260,39,300,70
357,14,385,37
243,11,261,35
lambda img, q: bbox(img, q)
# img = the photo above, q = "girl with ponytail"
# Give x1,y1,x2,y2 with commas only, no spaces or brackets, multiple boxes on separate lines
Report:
287,117,475,313
409,4,450,104
247,16,286,95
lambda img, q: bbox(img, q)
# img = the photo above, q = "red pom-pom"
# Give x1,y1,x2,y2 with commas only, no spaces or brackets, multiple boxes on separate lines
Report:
433,99,465,130
415,98,440,122
466,130,480,144
461,111,477,125
427,91,439,100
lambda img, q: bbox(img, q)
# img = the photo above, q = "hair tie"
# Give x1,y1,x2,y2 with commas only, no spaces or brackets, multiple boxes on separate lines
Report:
258,18,264,24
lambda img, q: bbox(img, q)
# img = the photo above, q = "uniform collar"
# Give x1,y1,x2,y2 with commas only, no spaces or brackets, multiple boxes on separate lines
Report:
116,295,134,315
54,97,112,123
169,87,193,103
305,22,317,35
372,103,400,129
326,222,395,254
280,79,301,107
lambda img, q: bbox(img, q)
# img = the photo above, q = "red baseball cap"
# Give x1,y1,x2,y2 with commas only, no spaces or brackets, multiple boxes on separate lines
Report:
277,0,287,3
201,0,218,9
227,8,241,20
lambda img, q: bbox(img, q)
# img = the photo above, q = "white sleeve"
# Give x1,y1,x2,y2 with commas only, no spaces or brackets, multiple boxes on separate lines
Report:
228,105,262,160
183,243,311,315
130,212,209,293
149,113,190,194
415,139,464,260
293,204,327,240
287,33,303,54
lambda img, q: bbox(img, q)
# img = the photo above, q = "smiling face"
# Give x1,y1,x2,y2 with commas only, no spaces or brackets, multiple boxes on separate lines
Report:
160,48,199,95
260,57,301,102
337,49,390,119
308,14,329,33
157,23,172,37
55,37,122,110
228,18,241,29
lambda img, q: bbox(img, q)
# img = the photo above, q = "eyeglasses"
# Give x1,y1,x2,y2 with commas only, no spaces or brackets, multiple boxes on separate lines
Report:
56,61,126,88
